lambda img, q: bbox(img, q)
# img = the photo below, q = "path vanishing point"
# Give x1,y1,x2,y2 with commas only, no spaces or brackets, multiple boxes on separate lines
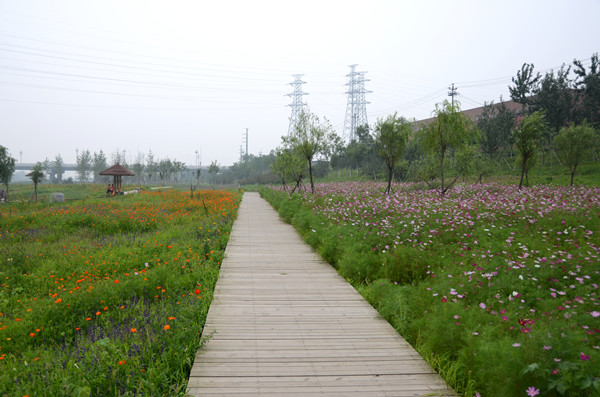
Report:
187,192,457,396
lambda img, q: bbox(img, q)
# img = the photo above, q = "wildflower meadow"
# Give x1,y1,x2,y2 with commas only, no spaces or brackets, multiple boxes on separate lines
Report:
261,182,600,397
0,189,239,396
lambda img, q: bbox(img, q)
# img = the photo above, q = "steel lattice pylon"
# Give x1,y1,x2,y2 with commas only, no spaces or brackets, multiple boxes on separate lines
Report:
343,65,371,141
286,74,308,136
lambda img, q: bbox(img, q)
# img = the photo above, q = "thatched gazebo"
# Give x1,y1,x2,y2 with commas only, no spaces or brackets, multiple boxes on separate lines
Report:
99,164,135,194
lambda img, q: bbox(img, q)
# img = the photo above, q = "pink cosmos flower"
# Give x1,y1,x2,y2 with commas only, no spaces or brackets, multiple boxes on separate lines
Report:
526,386,540,396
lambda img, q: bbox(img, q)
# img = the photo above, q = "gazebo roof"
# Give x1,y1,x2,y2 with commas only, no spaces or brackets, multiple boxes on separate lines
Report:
99,164,135,176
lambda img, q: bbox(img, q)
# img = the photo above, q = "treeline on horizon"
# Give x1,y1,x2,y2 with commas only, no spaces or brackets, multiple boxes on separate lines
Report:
1,53,599,192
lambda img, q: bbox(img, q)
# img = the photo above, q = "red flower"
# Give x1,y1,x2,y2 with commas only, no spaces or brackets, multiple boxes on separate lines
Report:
195,288,201,295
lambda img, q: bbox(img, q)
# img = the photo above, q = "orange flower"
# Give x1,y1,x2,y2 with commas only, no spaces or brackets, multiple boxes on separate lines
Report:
114,280,119,284
118,360,126,365
168,316,176,320
194,289,201,295
30,332,35,337
55,298,61,304
96,311,101,316
86,317,91,321
15,318,21,322
130,328,137,333
163,324,170,330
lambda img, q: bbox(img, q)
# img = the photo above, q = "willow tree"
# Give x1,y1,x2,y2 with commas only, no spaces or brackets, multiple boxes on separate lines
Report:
373,113,411,195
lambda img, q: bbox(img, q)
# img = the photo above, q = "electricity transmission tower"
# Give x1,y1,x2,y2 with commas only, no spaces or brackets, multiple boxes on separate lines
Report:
240,128,248,162
286,75,308,135
343,65,371,141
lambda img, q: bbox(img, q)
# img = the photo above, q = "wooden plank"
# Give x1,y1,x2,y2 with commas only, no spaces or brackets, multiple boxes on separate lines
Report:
187,192,456,396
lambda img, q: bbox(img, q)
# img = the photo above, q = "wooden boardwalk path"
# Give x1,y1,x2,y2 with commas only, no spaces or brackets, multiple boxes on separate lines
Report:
187,192,456,396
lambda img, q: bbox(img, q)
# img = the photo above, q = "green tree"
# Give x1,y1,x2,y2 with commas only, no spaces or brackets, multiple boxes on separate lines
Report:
271,146,305,193
420,100,476,196
477,99,515,160
509,63,540,111
27,162,45,202
533,65,575,134
145,150,157,183
573,53,600,128
554,122,597,186
0,145,16,201
512,111,547,189
92,150,108,183
52,154,64,184
132,152,145,185
208,161,219,184
373,113,411,194
283,109,337,194
76,149,92,182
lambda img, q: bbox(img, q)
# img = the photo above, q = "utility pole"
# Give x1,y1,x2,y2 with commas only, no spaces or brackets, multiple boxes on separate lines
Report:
448,83,458,107
286,75,308,135
343,65,371,142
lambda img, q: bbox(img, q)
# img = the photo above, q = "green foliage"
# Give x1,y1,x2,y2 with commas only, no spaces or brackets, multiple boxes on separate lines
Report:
573,53,600,128
76,149,93,183
283,109,337,194
532,65,575,135
0,145,16,200
419,100,478,196
509,63,541,109
477,100,515,159
373,113,411,194
271,146,306,193
554,122,598,185
512,110,547,189
208,160,219,184
27,162,46,202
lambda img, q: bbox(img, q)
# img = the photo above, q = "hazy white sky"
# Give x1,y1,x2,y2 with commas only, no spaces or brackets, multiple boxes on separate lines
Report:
1,0,598,166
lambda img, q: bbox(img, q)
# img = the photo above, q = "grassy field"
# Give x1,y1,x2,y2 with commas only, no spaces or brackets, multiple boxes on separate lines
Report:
0,189,240,396
260,182,600,397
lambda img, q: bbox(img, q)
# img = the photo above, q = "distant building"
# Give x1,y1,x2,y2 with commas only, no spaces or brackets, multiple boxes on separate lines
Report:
414,100,524,130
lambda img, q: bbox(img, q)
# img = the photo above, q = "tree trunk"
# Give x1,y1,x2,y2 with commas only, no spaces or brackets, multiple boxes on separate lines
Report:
386,167,393,195
308,160,315,194
440,155,445,196
34,183,38,202
519,160,526,190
